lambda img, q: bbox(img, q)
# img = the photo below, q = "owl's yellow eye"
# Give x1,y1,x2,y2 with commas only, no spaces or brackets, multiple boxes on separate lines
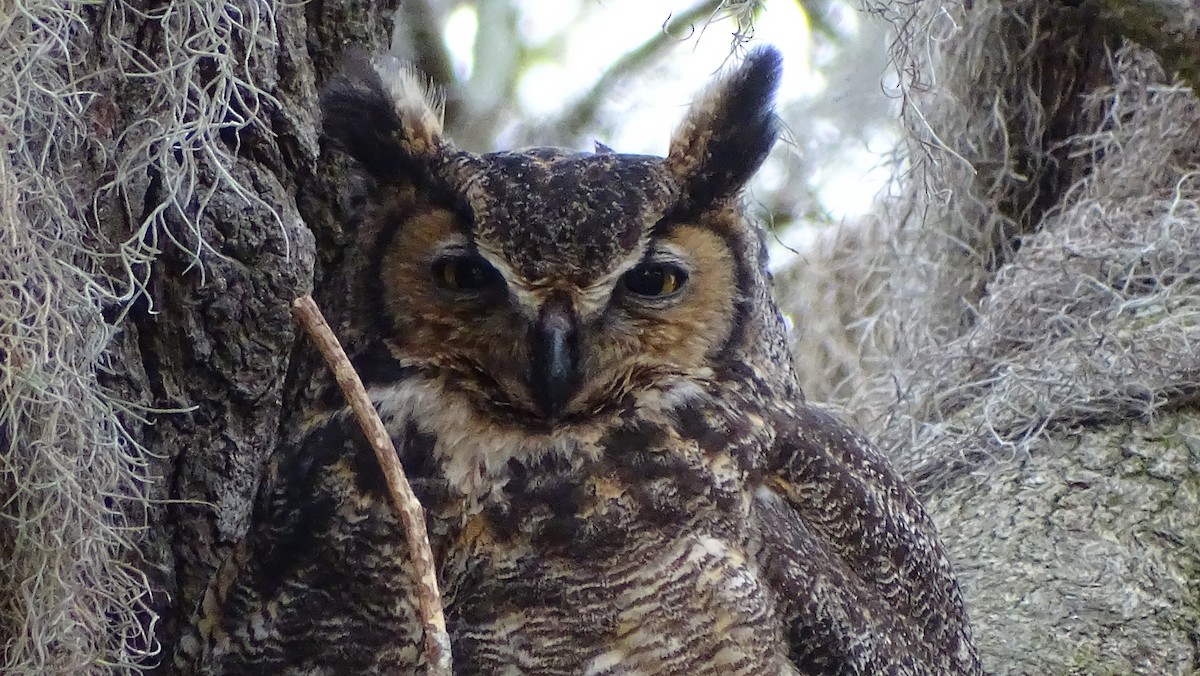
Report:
622,262,688,298
432,255,501,293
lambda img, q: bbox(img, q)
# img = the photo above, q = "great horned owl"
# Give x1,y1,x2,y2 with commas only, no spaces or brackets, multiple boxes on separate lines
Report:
177,47,981,674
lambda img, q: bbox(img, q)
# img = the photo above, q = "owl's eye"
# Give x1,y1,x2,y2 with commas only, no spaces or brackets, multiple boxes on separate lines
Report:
432,255,501,293
622,262,689,298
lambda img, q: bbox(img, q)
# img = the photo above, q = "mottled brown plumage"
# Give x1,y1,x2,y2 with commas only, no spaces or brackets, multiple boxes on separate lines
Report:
177,47,981,674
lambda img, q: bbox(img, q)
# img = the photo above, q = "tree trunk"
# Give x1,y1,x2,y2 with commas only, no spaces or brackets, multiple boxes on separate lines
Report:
2,1,403,671
114,2,414,668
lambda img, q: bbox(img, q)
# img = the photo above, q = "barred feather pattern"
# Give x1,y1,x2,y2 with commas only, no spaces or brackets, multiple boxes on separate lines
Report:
180,371,977,673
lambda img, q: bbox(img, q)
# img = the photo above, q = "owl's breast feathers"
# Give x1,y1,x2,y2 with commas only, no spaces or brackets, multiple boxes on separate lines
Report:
183,372,977,674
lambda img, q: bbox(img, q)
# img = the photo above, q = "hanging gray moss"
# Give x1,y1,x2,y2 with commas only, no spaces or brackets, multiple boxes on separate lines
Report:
0,1,325,671
779,1,1200,672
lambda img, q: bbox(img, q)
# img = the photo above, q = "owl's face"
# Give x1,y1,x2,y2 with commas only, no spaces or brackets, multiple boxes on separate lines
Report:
323,50,784,427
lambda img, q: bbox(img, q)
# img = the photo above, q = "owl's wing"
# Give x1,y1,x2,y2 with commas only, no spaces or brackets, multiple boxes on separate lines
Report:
175,410,425,674
758,404,981,674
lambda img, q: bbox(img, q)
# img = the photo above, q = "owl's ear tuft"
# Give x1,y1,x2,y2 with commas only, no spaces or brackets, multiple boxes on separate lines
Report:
321,52,448,182
666,46,781,208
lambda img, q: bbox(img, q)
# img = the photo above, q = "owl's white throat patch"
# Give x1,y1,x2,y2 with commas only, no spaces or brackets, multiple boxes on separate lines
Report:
369,375,708,500
371,378,590,499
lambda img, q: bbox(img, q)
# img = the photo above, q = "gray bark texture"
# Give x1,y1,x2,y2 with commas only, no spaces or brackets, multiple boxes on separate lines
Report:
108,4,404,667
1,0,1198,674
1,1,401,671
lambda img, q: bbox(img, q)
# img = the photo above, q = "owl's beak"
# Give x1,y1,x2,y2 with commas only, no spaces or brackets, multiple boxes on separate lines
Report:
530,297,579,419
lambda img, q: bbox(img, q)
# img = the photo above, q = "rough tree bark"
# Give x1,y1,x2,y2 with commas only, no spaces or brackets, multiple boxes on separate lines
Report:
75,1,405,669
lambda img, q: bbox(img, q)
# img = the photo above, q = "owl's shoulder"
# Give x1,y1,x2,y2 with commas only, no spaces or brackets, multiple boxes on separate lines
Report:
756,401,980,672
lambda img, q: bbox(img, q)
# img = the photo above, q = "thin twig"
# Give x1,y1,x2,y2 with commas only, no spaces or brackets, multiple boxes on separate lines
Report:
554,0,727,144
291,295,452,675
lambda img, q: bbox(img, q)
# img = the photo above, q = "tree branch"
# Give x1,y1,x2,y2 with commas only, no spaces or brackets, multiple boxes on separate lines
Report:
1089,0,1200,89
555,0,727,144
291,295,452,675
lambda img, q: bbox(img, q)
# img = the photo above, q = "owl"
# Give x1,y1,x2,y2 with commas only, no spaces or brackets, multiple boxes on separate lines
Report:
176,47,981,674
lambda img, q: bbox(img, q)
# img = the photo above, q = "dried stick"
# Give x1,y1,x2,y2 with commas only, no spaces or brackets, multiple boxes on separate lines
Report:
291,295,452,674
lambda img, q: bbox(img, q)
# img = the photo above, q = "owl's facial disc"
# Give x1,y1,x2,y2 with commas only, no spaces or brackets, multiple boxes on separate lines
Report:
377,208,735,425
374,144,749,427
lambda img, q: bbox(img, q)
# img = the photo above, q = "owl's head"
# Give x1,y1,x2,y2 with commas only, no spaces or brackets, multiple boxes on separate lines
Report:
322,48,791,428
